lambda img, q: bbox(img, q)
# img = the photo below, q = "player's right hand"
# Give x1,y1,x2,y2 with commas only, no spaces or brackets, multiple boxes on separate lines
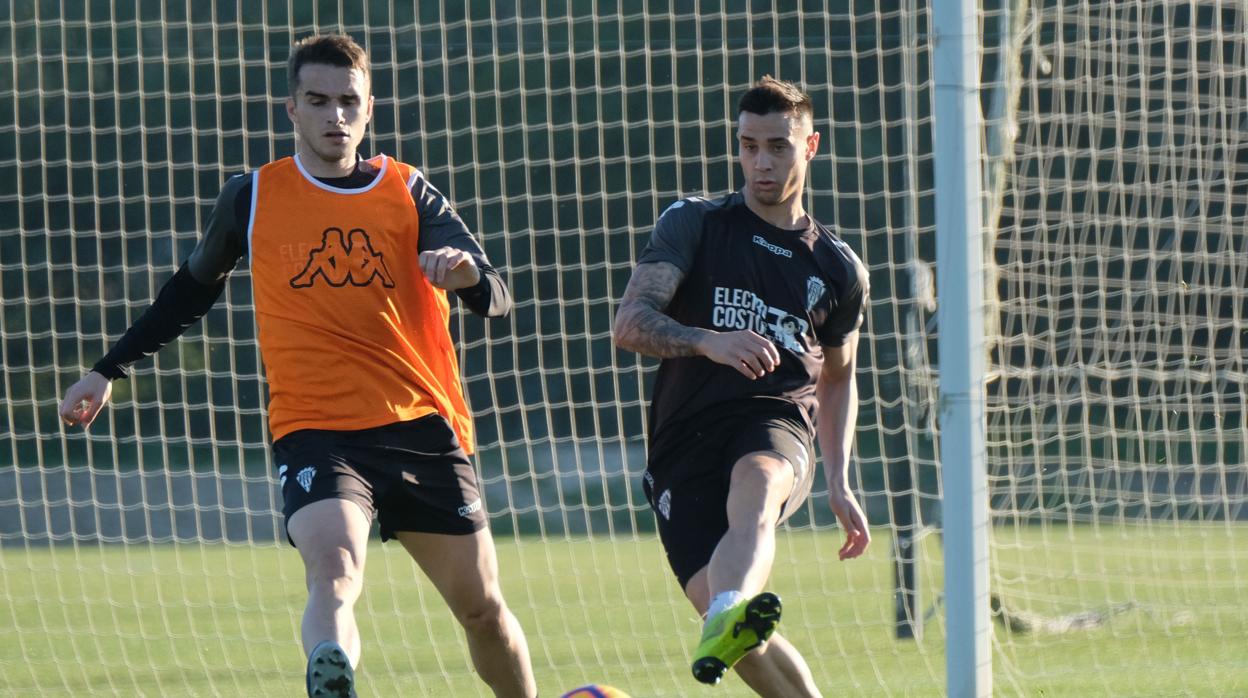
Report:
697,330,781,379
58,371,113,429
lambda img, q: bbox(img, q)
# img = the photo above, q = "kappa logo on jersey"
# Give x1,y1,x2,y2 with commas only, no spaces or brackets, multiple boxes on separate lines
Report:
753,235,793,258
289,227,396,288
296,466,316,493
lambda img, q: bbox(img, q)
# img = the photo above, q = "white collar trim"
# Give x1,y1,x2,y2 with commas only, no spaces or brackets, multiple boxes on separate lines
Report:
292,153,388,194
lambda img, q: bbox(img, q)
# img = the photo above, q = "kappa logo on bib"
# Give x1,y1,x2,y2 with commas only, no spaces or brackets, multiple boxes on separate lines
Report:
290,227,396,288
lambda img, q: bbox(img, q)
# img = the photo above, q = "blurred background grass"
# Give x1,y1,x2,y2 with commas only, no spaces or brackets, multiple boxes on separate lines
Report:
3,524,1244,697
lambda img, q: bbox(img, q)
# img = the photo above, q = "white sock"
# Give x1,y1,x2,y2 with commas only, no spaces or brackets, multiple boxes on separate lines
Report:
705,590,747,625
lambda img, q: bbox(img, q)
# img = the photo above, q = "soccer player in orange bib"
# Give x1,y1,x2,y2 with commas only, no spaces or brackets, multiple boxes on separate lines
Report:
59,34,536,698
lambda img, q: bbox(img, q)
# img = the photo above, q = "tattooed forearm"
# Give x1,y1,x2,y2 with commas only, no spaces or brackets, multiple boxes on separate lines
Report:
613,261,710,358
616,309,709,358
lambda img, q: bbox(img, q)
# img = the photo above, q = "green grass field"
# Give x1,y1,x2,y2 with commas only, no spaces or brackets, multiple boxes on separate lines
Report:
2,524,1245,696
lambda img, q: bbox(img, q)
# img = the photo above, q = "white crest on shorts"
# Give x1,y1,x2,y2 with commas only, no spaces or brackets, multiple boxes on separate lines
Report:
296,466,316,493
658,489,672,520
278,464,288,488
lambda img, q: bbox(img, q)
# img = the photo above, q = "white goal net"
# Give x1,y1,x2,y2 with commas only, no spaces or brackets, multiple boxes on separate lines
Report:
984,1,1247,695
0,1,1243,696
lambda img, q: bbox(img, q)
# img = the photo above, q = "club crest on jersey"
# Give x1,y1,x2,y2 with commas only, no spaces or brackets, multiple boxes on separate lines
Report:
805,276,826,311
289,227,396,288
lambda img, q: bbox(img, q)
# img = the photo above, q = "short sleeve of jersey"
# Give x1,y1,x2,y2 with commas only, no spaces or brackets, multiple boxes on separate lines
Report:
635,198,709,273
186,173,250,283
407,167,488,260
816,249,869,347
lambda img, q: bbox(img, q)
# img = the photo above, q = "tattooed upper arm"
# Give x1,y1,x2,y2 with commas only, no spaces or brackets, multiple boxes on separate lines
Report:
619,261,685,314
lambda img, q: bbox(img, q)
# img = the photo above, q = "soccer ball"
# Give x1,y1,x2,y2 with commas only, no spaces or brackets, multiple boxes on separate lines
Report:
559,685,632,698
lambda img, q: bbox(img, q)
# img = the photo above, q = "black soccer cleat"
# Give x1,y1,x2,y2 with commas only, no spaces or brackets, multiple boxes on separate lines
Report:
306,641,356,698
691,656,730,685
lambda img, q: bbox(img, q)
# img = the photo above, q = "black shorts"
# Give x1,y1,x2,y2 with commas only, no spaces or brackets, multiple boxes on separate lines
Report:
643,401,815,589
273,414,487,545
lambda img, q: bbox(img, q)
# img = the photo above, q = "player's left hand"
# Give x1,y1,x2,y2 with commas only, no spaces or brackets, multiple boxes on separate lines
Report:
59,371,113,430
827,485,871,560
419,247,481,290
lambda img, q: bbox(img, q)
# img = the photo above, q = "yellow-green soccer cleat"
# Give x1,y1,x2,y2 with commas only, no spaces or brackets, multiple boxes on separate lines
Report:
691,592,783,685
306,641,356,698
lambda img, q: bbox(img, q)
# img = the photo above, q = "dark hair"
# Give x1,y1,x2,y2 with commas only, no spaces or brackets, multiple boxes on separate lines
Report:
287,34,370,96
737,75,814,122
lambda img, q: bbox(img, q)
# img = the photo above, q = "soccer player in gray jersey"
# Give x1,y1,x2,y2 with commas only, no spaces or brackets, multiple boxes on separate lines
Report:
614,76,871,696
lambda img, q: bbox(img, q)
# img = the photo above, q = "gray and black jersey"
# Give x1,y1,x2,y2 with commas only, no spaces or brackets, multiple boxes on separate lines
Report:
637,191,868,442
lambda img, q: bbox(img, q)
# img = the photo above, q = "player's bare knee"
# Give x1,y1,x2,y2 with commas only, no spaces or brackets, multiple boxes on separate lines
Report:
304,546,364,597
731,454,791,491
729,457,792,521
727,482,785,525
454,595,508,637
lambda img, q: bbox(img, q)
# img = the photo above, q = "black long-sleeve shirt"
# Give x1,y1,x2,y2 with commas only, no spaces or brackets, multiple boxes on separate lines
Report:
94,159,511,379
